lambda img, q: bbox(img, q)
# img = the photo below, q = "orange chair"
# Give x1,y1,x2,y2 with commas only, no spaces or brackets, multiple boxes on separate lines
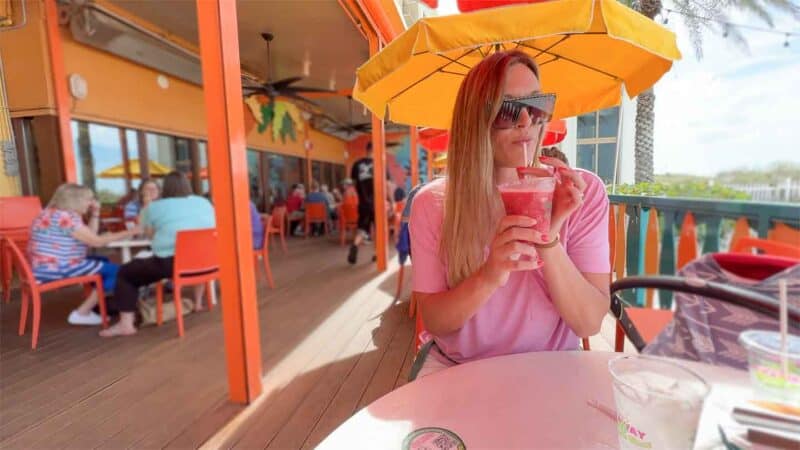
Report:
733,237,800,260
2,237,106,349
304,203,329,238
339,202,359,246
268,206,288,254
153,229,220,337
255,215,275,288
1,196,43,303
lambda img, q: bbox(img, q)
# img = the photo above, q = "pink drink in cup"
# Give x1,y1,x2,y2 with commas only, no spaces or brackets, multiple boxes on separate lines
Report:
499,175,555,235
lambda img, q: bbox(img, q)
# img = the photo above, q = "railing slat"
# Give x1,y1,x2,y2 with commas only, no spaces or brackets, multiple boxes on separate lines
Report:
645,208,660,308
615,204,627,281
769,221,800,246
702,215,722,254
608,205,616,270
677,211,698,269
659,211,676,308
730,217,751,252
625,205,641,305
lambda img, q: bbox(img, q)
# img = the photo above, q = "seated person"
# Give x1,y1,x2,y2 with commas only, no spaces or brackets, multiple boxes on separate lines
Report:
29,183,140,326
305,180,331,236
102,172,216,337
250,200,265,250
409,50,609,379
286,184,306,236
124,179,160,223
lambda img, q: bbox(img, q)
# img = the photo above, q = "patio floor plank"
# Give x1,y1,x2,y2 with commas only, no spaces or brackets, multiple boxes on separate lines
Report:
2,237,629,449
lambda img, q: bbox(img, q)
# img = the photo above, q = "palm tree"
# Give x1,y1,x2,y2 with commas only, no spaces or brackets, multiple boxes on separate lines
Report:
630,0,800,183
76,121,96,191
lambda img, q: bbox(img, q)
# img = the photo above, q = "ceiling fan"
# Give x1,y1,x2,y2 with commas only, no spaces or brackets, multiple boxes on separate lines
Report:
241,32,334,106
321,96,372,136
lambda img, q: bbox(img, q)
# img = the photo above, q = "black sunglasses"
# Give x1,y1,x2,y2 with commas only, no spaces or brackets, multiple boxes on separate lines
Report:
492,93,556,129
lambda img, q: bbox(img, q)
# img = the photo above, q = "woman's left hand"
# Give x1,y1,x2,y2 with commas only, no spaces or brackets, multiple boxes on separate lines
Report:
88,200,101,216
539,155,587,233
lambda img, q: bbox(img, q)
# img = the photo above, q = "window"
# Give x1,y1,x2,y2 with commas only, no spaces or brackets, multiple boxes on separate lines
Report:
198,141,210,194
72,120,127,203
146,132,176,170
311,160,322,186
268,153,286,202
246,149,261,197
575,107,619,184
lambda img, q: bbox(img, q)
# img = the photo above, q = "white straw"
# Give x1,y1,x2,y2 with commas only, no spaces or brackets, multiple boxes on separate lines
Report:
779,279,789,381
523,142,529,168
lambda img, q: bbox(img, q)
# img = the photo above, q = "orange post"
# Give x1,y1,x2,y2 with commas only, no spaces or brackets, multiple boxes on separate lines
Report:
729,217,751,251
409,126,419,187
677,212,698,269
368,32,388,272
196,0,263,404
427,149,434,181
44,0,77,182
644,208,660,307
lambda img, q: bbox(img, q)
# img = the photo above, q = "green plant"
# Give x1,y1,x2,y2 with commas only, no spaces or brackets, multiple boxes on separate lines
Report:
611,181,751,200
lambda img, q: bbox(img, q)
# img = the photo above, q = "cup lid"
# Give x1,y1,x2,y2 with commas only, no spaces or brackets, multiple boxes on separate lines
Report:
739,330,800,357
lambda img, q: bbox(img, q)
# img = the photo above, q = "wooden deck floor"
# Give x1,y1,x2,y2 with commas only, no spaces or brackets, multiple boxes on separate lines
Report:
1,237,624,449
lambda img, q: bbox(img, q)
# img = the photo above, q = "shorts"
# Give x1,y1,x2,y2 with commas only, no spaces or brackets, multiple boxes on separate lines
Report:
357,202,375,234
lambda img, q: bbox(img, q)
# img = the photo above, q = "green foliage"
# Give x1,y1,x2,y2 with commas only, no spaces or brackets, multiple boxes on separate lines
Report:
97,189,122,204
715,161,800,185
611,181,751,200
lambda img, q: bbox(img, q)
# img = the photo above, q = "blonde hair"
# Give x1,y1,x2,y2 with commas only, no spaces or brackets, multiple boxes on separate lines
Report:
48,183,94,212
440,50,541,287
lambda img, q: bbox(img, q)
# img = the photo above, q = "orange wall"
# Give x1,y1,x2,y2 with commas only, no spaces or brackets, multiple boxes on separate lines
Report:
1,0,55,116
3,1,348,164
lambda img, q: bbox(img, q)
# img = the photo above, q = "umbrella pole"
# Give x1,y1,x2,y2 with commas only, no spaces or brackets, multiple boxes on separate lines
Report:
611,90,625,194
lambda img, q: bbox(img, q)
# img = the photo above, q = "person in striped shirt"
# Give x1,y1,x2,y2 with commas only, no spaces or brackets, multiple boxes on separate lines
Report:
29,184,142,326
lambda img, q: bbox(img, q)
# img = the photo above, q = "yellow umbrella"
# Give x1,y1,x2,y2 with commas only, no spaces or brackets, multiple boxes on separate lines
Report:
354,0,681,129
432,153,448,169
98,159,172,179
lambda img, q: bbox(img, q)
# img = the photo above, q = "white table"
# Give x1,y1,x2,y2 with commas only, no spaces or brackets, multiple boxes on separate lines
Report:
106,238,152,263
318,351,749,450
105,238,217,305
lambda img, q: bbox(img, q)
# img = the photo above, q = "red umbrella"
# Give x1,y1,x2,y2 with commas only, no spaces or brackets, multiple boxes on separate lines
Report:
542,119,567,146
457,0,547,13
419,129,449,153
418,119,566,152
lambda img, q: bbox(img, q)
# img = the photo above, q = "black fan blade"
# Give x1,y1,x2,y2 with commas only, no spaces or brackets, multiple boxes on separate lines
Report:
270,76,304,90
284,85,337,94
278,90,320,107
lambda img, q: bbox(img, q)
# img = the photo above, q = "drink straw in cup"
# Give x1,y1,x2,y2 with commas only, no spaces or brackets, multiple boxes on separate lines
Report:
779,279,789,382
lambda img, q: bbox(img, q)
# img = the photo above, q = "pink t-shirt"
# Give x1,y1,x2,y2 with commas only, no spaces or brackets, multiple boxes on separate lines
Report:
409,169,610,364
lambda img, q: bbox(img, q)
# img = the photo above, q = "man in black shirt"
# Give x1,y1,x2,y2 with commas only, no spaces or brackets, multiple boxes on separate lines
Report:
348,143,376,264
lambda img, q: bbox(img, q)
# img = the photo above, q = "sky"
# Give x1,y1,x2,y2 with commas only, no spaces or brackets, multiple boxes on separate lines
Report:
436,0,800,176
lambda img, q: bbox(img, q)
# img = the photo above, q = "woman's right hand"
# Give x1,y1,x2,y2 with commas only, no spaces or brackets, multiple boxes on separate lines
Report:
126,224,144,237
479,215,543,288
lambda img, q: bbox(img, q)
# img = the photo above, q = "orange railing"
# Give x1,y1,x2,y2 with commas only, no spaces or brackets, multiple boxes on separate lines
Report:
608,195,800,307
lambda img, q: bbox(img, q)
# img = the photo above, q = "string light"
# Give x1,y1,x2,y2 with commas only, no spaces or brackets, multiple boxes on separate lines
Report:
662,8,800,48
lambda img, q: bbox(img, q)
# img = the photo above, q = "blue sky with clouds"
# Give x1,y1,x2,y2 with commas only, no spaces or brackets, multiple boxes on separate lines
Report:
436,0,799,176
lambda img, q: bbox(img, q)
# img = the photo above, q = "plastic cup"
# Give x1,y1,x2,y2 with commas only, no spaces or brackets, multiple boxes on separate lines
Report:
608,355,710,450
498,176,555,235
739,330,800,406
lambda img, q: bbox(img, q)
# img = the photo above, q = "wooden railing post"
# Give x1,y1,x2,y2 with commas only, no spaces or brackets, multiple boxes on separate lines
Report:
624,205,641,305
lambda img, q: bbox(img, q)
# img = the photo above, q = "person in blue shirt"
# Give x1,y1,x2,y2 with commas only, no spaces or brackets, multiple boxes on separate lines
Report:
101,171,215,338
304,180,331,236
250,200,265,250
